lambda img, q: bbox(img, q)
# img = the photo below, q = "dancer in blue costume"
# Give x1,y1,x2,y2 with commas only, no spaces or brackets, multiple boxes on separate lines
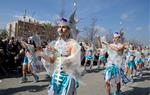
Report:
143,47,150,69
125,55,136,82
97,48,107,69
83,43,94,71
135,47,144,77
102,32,129,95
19,38,39,83
125,45,136,82
38,18,81,95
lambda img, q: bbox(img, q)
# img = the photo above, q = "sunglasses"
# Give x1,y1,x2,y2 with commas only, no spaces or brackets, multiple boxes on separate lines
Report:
58,25,70,30
59,26,68,28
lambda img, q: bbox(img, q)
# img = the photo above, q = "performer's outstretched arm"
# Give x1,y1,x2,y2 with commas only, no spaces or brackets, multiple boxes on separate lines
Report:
42,54,56,64
36,50,56,64
109,44,124,51
62,42,81,64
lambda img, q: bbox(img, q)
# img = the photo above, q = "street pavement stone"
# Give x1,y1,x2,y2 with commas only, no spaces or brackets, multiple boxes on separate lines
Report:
0,67,149,95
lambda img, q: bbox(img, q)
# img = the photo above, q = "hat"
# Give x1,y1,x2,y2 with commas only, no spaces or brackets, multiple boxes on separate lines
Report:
113,32,120,38
28,35,41,47
57,18,69,26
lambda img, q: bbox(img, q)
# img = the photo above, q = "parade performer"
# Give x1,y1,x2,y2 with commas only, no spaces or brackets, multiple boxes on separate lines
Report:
142,47,149,69
19,37,40,83
103,32,129,95
97,48,107,69
38,18,81,95
135,47,144,77
83,43,94,71
125,45,136,82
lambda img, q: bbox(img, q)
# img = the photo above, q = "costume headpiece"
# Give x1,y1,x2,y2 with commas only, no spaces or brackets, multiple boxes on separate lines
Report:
57,17,69,26
113,32,120,38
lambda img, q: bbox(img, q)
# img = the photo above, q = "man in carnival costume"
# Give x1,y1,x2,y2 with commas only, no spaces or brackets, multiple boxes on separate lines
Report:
104,32,128,95
83,43,94,71
38,17,81,95
19,37,40,83
125,45,136,82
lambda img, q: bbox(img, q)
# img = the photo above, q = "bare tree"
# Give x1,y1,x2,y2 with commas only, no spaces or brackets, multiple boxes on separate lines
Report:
79,18,101,50
128,39,143,47
0,29,8,39
83,18,98,43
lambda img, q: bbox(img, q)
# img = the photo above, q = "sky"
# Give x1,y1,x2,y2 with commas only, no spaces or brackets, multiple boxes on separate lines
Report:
0,0,149,45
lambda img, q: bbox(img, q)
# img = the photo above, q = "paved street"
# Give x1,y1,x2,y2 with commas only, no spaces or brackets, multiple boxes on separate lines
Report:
0,67,150,95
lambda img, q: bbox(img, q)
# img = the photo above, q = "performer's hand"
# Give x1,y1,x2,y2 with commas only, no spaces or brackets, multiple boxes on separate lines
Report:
36,47,43,51
123,43,128,48
102,41,107,45
46,45,56,52
36,51,44,57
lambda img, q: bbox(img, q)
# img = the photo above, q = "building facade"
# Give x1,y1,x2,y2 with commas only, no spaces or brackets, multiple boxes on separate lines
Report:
7,19,58,42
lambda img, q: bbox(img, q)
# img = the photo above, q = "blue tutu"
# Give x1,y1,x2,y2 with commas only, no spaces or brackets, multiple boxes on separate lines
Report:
104,64,120,82
48,71,78,95
104,64,130,84
99,55,107,63
22,56,28,65
128,61,136,70
85,56,94,60
135,59,143,65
